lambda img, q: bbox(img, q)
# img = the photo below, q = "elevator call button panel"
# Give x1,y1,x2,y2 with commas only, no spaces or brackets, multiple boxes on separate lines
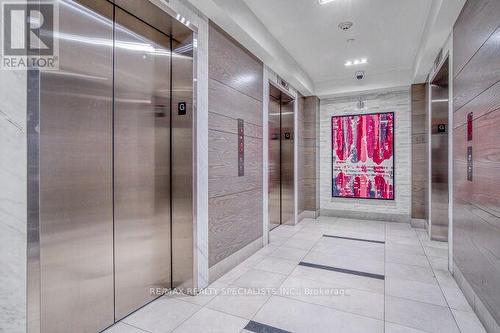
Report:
238,119,244,177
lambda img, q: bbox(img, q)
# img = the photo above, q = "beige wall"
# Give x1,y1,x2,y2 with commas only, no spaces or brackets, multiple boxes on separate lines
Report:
207,22,264,267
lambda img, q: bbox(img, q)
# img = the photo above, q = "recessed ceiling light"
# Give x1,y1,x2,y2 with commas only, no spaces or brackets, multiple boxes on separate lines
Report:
318,0,336,4
345,58,368,67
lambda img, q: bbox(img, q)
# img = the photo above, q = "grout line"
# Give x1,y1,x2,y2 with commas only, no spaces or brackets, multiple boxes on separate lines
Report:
415,227,463,331
322,234,385,244
246,219,325,321
121,322,153,333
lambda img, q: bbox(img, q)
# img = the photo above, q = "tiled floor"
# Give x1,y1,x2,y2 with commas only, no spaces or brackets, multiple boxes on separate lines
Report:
106,217,487,333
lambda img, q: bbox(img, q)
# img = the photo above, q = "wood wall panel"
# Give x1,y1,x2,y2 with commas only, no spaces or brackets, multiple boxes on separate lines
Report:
208,24,263,101
453,0,500,76
209,112,262,139
298,96,319,215
209,79,262,126
411,84,428,219
208,188,263,266
208,21,263,268
208,130,262,198
453,2,500,330
453,27,500,110
454,80,500,129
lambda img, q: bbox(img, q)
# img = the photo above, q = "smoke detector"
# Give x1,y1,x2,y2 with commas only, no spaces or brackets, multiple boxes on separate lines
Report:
338,21,353,31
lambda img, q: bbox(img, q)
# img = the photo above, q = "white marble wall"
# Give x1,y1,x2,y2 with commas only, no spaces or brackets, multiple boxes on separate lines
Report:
320,90,412,222
0,69,27,331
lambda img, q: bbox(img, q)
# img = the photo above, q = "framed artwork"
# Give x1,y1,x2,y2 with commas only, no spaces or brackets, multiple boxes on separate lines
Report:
331,112,395,200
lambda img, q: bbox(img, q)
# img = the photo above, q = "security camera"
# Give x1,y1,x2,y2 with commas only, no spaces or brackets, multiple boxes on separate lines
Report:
355,71,365,80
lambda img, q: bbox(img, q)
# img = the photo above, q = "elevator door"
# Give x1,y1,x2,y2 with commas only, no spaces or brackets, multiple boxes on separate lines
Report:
38,1,174,331
430,59,449,241
268,85,295,230
39,1,115,332
269,95,281,230
113,8,171,320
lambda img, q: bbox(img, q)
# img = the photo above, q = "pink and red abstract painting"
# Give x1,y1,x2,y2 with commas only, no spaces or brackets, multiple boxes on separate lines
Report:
331,112,394,200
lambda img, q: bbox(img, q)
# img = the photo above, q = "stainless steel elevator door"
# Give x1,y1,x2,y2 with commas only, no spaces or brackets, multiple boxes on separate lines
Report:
113,8,172,320
269,95,281,230
39,1,115,332
430,76,449,241
280,100,295,225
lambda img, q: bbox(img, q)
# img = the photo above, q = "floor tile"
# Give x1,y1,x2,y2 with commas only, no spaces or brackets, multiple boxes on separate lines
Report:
433,269,459,289
386,236,421,247
253,296,384,333
290,265,384,294
311,239,384,261
304,250,385,275
441,286,473,311
385,252,430,268
281,276,384,319
269,246,309,262
270,226,299,238
385,243,425,256
253,256,298,275
268,235,288,246
451,309,487,333
123,297,201,333
385,263,437,285
216,266,251,286
386,229,418,239
172,308,248,333
231,269,287,289
282,236,318,250
386,278,447,306
104,323,148,333
166,285,221,307
206,292,270,319
385,322,428,333
385,296,459,333
428,256,449,270
423,245,449,258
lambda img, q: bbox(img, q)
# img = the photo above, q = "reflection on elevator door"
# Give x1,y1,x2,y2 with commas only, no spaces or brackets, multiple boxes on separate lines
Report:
35,0,193,332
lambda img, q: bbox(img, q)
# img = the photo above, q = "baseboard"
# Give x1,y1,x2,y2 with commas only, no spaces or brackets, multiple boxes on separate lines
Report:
208,237,263,284
453,261,500,333
410,218,426,229
298,210,316,222
319,208,411,223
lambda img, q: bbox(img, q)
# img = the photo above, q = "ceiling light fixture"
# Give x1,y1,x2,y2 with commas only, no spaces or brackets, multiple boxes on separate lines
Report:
318,0,336,4
345,58,368,66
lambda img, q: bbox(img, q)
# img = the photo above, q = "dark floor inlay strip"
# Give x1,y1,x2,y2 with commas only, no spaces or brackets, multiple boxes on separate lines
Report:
244,320,291,333
299,261,385,280
323,234,385,244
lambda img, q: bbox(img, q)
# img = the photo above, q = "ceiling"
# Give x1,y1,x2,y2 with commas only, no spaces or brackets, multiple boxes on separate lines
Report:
244,0,432,96
187,0,466,97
